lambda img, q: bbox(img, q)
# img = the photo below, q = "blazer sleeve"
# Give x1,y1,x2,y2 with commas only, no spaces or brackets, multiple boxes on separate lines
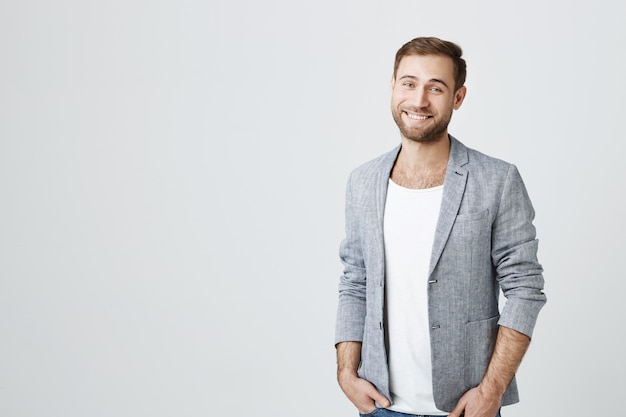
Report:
492,164,547,338
335,172,368,345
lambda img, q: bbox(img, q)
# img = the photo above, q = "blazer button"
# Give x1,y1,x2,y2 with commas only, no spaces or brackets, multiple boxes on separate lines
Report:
431,324,441,330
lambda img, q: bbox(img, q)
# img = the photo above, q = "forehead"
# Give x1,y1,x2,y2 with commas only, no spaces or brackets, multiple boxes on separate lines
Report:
395,54,455,83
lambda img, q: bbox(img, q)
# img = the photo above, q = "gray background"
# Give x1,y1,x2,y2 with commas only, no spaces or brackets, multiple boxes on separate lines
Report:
1,0,624,415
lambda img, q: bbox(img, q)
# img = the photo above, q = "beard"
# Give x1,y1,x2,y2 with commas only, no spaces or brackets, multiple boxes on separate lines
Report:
391,106,453,143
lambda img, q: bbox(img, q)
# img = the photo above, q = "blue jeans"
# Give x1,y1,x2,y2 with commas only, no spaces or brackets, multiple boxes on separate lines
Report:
359,409,501,417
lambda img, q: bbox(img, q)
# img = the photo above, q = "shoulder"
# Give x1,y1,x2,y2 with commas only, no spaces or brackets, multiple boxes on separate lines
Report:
451,136,516,177
347,146,400,185
450,137,532,204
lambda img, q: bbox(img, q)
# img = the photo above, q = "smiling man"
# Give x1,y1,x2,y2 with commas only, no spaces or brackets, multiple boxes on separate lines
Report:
335,37,546,417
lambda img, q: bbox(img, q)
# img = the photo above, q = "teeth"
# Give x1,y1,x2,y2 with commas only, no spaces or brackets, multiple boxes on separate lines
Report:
406,112,430,120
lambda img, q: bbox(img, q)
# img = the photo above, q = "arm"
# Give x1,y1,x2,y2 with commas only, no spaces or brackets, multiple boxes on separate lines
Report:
335,174,390,412
335,174,368,344
451,165,545,417
336,341,390,413
449,326,530,417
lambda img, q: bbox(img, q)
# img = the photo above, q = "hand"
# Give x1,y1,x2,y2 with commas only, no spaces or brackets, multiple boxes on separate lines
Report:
337,370,390,413
448,386,501,417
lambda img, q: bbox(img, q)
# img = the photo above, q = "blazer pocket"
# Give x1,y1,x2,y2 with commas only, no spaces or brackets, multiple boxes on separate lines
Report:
450,209,491,244
465,315,499,387
454,208,489,222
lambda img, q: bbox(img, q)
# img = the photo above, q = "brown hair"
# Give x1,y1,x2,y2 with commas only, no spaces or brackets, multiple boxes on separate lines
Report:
394,37,467,91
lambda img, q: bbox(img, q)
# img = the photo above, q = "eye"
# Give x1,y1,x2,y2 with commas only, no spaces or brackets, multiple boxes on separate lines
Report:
430,87,443,93
402,82,415,88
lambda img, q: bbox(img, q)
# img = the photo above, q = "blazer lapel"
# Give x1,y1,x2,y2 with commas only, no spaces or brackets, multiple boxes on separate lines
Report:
371,146,400,276
429,137,469,277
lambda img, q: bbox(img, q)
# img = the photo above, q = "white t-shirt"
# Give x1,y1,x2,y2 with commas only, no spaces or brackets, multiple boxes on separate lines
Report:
383,179,446,415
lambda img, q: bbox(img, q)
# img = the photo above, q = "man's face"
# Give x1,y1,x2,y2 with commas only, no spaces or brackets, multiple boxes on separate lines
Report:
390,54,466,143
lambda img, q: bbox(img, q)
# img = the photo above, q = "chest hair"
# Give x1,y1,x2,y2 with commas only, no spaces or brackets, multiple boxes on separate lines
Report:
390,165,447,189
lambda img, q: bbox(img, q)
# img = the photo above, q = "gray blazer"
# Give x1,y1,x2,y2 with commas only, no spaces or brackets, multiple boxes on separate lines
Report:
335,136,546,412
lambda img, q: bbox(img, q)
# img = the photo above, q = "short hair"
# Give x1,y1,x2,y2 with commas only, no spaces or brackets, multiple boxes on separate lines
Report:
393,37,467,91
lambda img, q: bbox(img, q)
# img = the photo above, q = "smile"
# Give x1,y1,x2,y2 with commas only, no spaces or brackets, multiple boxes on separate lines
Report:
404,111,432,120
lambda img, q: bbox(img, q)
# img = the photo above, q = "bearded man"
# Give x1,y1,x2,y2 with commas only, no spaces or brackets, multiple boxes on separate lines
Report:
335,37,546,417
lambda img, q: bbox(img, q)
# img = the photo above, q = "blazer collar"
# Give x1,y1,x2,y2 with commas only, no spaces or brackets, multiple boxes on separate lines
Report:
370,145,401,276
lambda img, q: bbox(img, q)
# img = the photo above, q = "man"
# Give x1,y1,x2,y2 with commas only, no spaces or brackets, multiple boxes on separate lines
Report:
335,37,546,417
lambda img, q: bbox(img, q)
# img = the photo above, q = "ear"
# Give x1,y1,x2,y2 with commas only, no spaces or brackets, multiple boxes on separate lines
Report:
390,73,396,94
453,86,467,110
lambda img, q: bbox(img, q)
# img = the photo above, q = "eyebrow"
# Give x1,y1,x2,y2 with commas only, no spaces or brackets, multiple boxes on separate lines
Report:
398,75,450,89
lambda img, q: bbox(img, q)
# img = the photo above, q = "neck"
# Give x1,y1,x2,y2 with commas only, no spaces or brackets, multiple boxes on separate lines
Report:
397,134,450,171
390,134,450,189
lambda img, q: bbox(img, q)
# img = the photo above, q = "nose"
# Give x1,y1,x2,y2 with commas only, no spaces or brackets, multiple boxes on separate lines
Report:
410,88,429,108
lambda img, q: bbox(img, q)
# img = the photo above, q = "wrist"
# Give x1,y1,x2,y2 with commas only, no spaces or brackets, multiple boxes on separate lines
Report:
477,380,506,399
337,367,358,382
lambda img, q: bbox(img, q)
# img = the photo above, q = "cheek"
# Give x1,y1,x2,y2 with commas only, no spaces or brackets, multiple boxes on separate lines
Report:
391,91,409,105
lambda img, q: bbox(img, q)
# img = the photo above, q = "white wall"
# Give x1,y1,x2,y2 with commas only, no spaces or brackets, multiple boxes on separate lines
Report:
1,0,624,415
